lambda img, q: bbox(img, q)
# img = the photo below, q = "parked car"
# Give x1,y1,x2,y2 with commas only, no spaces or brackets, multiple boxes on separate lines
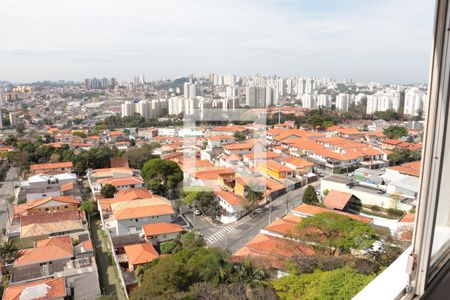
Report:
194,209,201,215
254,207,264,214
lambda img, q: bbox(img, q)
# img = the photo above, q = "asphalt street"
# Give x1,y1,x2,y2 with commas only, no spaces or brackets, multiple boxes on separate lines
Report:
183,180,321,253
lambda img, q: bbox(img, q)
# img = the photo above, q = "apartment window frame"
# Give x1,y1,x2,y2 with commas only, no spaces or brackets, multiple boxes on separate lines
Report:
406,0,450,296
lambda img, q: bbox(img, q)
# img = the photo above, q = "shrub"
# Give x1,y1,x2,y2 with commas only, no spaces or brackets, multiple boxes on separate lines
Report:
386,208,404,218
370,205,381,212
160,241,179,254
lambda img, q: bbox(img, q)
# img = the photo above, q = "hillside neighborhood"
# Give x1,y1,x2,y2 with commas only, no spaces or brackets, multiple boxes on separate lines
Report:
0,114,421,299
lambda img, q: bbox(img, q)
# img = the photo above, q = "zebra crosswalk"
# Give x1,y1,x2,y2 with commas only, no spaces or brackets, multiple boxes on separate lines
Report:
206,226,235,245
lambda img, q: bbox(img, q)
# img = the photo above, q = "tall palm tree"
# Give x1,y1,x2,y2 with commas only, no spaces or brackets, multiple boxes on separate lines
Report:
232,259,269,288
0,240,20,273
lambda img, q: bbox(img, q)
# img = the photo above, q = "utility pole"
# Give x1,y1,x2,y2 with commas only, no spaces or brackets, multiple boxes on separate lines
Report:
268,196,272,224
285,192,290,214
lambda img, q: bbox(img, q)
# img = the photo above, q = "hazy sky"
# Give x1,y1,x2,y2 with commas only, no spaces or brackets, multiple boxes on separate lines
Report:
0,0,435,83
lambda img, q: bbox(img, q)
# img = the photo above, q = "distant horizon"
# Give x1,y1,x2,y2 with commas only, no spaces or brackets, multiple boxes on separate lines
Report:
0,74,430,86
0,0,435,84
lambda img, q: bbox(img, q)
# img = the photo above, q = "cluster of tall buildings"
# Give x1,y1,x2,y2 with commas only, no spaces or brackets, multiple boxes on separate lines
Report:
208,74,237,86
245,86,274,108
168,97,239,116
404,88,427,117
121,99,168,120
366,90,401,114
84,77,116,89
133,75,145,86
183,82,199,99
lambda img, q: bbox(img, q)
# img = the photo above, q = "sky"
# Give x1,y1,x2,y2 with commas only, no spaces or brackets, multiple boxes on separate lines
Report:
0,0,435,84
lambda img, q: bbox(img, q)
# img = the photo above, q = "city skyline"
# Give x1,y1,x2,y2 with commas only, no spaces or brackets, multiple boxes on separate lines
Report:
0,0,434,83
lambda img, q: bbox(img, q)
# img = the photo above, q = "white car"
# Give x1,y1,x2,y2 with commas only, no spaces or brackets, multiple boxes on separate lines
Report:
194,209,201,215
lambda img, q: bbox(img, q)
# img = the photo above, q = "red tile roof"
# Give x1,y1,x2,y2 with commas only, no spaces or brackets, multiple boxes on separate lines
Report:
323,190,353,210
3,277,66,300
14,236,73,267
214,190,244,206
124,242,159,266
292,204,373,223
114,188,153,202
389,161,421,177
98,176,144,187
30,161,73,171
143,222,184,236
399,213,415,223
20,210,83,226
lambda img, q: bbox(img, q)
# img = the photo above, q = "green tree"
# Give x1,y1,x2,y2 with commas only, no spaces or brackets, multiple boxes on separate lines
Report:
141,158,183,198
243,184,264,211
383,125,409,139
80,200,97,215
100,184,117,198
73,131,87,138
130,247,229,299
183,190,218,218
0,240,20,271
272,267,376,300
302,185,319,205
233,131,246,141
232,259,269,288
123,143,160,169
160,241,179,254
180,232,206,250
296,212,378,256
15,123,25,135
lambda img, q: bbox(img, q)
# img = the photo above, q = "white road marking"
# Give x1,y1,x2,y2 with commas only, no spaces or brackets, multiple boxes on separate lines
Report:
206,226,235,245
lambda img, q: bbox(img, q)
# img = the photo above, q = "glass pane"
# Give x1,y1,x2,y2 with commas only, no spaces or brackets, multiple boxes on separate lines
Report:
430,104,450,266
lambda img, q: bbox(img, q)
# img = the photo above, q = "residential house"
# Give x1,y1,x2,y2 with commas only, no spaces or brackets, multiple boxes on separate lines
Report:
14,195,80,220
110,198,174,236
97,177,144,191
223,139,264,155
122,242,159,271
3,277,67,300
255,160,295,180
143,222,184,245
280,156,314,175
322,190,362,213
30,162,73,175
19,210,86,244
214,190,245,223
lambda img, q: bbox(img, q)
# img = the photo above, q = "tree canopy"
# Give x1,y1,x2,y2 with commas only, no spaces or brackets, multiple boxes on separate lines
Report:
141,158,183,198
388,148,421,166
272,267,376,300
302,185,319,205
80,200,97,215
100,184,117,198
183,189,218,218
131,245,273,300
123,143,160,169
383,125,409,139
296,212,378,255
